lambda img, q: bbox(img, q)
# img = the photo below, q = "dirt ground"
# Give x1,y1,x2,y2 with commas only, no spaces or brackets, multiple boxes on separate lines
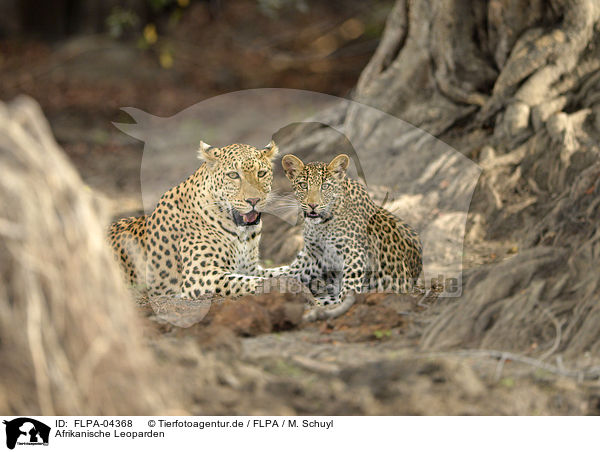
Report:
2,0,599,415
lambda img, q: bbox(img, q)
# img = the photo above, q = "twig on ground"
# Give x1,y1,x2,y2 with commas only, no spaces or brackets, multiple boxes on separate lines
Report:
424,349,599,381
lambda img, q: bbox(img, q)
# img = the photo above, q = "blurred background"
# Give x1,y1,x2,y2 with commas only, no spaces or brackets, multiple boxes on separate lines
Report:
0,0,393,211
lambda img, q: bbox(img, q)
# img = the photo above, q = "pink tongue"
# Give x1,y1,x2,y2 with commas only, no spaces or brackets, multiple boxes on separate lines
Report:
243,211,258,223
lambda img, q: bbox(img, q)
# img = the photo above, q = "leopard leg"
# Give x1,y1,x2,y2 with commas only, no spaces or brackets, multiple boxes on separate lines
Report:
256,250,318,287
255,264,290,278
303,252,367,319
182,264,266,298
303,291,357,322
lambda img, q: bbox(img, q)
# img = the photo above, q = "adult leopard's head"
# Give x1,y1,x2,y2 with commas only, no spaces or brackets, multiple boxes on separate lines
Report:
282,153,349,224
199,141,278,226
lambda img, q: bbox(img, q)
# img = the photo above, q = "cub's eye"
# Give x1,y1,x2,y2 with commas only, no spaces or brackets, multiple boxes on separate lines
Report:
227,172,240,179
321,182,332,190
257,170,267,178
298,182,308,189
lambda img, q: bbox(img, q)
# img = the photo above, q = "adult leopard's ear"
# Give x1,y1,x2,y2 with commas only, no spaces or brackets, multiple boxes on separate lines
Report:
327,154,349,179
282,154,304,181
262,140,279,160
197,141,220,166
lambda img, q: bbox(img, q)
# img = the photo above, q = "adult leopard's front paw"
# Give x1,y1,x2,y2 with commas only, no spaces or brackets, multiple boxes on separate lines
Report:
256,276,312,297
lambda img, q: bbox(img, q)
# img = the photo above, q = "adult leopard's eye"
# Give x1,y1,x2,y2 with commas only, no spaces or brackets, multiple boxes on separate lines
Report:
257,170,267,178
298,182,308,189
321,182,332,190
227,172,240,179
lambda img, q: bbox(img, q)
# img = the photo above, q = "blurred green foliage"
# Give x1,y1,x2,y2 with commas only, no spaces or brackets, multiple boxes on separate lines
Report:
105,0,390,69
106,7,140,39
374,329,392,339
106,0,188,68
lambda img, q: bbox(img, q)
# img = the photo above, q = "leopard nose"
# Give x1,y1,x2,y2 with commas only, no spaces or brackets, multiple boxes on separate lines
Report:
246,198,260,207
308,203,318,210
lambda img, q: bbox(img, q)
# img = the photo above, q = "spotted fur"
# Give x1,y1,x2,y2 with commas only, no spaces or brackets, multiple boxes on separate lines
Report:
109,141,279,298
271,153,423,305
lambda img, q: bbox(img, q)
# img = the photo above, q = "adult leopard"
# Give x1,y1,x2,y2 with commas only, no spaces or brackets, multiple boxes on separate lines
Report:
109,141,281,298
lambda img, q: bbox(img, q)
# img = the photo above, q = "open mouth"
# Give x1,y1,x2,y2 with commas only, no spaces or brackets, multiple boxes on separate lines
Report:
305,211,321,219
232,209,262,226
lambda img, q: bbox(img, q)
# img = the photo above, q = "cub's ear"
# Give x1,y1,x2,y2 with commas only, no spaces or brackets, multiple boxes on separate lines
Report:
281,154,304,181
327,154,349,179
262,140,279,160
197,141,220,165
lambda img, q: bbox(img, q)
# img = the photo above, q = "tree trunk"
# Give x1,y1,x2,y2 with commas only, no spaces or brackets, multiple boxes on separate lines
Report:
324,0,600,143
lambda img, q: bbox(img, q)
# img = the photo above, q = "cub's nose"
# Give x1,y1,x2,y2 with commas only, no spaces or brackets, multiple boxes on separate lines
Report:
308,203,318,210
246,198,260,207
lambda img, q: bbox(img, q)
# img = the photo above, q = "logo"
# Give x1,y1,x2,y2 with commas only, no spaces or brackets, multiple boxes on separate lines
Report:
3,418,50,449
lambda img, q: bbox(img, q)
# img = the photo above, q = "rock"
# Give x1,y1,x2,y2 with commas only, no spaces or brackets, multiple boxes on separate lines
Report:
254,293,305,331
211,299,272,336
208,292,306,337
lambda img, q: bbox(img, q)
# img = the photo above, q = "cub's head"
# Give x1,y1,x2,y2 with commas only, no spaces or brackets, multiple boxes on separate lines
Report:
282,153,349,223
199,141,278,226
